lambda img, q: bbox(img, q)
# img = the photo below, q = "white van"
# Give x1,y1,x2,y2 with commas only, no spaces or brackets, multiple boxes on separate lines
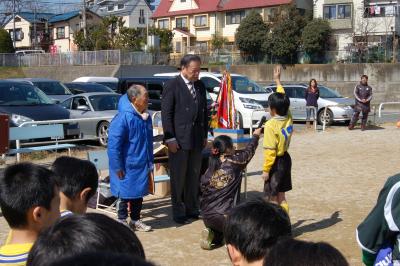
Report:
15,50,45,56
154,72,270,129
72,77,119,92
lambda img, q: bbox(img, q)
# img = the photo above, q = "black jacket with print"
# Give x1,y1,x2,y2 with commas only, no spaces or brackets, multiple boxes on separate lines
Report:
200,136,259,218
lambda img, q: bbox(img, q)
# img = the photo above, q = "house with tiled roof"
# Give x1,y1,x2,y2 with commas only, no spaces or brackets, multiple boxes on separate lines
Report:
91,0,153,28
152,0,313,54
49,10,102,52
3,12,55,50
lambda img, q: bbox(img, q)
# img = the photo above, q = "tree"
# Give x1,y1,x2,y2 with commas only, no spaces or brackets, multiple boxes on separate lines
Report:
210,34,227,51
0,29,14,53
267,6,310,63
235,11,269,61
148,28,174,53
117,27,142,51
301,19,332,63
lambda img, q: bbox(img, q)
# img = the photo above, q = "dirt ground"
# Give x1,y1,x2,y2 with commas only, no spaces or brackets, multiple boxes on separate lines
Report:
1,124,400,266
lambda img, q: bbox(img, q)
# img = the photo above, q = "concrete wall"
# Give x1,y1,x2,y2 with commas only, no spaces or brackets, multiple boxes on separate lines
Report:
210,63,400,103
21,65,178,82
22,65,118,82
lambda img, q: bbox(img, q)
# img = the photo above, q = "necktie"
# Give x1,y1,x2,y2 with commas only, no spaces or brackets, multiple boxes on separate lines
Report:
188,82,196,100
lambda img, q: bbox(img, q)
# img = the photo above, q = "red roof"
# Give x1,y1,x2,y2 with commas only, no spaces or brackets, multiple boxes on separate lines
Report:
152,0,292,19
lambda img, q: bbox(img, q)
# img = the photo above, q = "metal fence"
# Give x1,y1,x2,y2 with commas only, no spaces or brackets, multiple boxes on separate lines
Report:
0,50,171,67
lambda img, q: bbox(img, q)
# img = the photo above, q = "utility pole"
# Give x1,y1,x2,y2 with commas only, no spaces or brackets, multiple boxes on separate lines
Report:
12,0,16,48
33,0,37,49
82,0,87,39
393,30,398,63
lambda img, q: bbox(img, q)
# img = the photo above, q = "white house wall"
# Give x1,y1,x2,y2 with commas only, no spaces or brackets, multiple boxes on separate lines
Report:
3,17,32,48
169,0,199,12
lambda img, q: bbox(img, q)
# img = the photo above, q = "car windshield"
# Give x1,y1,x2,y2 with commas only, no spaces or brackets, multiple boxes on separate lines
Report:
0,83,54,106
231,77,267,94
89,95,120,111
33,81,72,95
319,86,343,98
98,82,118,91
68,84,114,94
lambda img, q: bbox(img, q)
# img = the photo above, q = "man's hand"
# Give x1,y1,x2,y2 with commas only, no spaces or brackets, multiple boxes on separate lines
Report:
261,172,269,181
167,141,180,153
203,139,208,148
253,128,262,137
117,170,125,180
362,99,367,103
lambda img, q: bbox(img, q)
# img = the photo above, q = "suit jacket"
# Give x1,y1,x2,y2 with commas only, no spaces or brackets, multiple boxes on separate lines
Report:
161,75,209,151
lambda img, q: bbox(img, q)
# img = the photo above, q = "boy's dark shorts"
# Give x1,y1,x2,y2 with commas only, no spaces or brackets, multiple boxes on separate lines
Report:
264,152,292,198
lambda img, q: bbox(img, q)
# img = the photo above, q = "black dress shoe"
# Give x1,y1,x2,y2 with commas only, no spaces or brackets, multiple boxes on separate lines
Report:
173,217,187,224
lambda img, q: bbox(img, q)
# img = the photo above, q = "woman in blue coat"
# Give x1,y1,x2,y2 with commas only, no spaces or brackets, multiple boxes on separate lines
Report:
108,84,153,232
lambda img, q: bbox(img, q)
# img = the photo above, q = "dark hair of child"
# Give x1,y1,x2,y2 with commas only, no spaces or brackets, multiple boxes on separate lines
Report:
52,156,98,202
0,163,57,228
208,135,234,174
268,92,290,116
264,238,349,266
27,213,145,266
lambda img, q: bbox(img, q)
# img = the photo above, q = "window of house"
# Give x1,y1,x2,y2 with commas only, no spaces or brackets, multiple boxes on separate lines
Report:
107,5,114,11
56,27,65,39
181,0,186,2
194,15,207,27
323,5,337,19
176,17,188,29
265,8,278,22
139,9,145,24
175,41,182,53
14,17,21,22
337,4,351,18
9,28,23,41
226,10,246,25
158,19,169,29
364,4,397,17
118,4,124,10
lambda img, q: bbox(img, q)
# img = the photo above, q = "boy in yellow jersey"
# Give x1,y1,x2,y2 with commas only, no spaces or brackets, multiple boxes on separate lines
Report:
52,156,99,216
0,163,60,265
262,66,293,214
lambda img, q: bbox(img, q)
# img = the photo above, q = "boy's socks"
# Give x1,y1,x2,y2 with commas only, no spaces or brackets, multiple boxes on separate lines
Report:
200,228,215,250
280,202,289,215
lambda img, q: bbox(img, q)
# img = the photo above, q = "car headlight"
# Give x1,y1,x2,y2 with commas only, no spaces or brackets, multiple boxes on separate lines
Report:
343,106,353,110
240,98,263,109
11,114,34,126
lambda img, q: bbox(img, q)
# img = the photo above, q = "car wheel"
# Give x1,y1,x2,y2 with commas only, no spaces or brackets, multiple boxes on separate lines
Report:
97,121,109,147
317,109,334,126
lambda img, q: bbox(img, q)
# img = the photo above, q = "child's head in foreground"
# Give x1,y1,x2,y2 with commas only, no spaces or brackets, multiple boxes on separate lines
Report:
0,163,60,236
264,238,349,266
268,92,290,117
27,213,145,266
52,156,98,214
224,198,291,266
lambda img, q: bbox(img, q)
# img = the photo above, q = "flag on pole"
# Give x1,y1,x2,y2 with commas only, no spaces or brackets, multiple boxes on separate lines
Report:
215,71,236,129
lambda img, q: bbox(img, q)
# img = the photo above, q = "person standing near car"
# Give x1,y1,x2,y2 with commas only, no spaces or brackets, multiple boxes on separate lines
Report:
305,79,319,129
161,54,209,224
348,75,373,131
107,84,153,232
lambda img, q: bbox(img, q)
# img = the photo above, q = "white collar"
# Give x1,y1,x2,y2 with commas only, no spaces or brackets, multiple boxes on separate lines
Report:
131,103,149,120
180,73,191,84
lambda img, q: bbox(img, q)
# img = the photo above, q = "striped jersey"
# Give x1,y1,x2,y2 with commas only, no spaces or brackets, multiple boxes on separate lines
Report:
0,232,32,266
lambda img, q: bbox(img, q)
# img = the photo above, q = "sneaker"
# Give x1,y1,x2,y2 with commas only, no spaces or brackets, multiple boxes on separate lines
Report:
117,219,129,227
200,228,215,250
130,220,152,232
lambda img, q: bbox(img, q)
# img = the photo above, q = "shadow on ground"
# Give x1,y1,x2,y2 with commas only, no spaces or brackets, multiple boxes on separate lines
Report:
292,211,343,237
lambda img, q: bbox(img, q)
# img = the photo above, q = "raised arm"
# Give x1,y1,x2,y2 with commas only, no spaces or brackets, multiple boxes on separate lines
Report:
274,66,285,94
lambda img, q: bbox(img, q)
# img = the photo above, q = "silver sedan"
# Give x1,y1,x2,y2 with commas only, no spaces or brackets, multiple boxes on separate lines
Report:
60,93,120,146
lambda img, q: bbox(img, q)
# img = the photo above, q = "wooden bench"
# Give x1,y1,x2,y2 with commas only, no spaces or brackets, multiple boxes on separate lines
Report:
8,124,76,162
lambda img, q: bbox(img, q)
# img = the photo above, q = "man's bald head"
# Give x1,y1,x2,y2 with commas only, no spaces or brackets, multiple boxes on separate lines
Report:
127,84,148,113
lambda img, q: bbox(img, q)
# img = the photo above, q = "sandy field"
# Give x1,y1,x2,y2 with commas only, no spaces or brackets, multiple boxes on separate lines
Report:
1,124,400,266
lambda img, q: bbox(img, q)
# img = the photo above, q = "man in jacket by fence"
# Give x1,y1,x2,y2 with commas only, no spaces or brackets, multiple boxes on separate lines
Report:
349,75,373,131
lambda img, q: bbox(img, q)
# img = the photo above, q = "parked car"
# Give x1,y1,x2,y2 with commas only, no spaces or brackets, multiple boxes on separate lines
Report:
72,77,119,92
64,82,115,94
60,93,121,146
7,78,73,103
154,72,270,129
264,84,354,125
0,80,79,137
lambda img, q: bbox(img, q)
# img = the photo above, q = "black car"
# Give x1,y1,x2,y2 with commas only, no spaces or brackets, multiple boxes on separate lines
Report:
0,80,79,137
117,77,214,122
64,82,116,95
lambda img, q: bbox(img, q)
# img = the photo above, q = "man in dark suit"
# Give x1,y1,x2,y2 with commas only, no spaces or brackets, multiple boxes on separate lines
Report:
161,54,209,224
